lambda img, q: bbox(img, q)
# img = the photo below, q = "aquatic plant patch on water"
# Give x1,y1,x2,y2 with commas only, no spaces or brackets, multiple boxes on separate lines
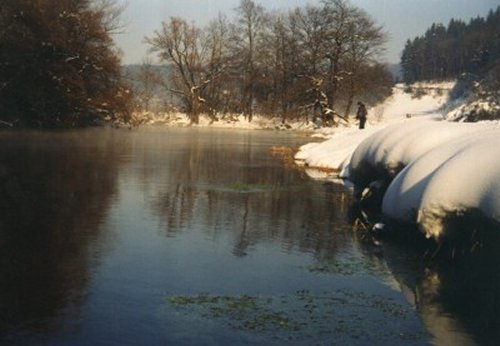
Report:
166,290,426,343
221,183,286,193
302,244,390,277
168,294,299,332
306,256,377,276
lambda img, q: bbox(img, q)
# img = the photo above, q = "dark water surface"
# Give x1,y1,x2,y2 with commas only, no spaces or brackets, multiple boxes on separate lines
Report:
0,127,497,345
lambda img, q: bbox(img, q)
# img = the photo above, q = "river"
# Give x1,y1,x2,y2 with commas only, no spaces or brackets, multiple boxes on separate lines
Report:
0,127,497,345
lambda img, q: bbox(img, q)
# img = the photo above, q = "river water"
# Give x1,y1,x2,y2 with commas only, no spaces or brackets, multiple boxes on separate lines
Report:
0,127,498,345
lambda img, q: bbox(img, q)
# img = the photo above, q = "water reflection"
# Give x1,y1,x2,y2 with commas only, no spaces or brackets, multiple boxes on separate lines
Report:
358,233,500,345
2,127,499,345
0,129,126,337
139,129,352,258
127,128,500,344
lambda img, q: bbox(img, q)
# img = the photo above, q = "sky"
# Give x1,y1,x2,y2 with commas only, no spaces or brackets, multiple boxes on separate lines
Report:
113,0,499,65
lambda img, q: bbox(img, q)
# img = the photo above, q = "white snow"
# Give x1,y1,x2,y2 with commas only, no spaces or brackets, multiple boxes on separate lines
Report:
445,98,500,122
132,112,316,131
295,81,500,241
294,126,381,177
295,83,451,177
348,120,489,183
382,127,500,240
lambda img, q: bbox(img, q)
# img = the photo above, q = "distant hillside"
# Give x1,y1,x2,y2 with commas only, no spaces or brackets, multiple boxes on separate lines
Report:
401,6,500,83
400,7,500,121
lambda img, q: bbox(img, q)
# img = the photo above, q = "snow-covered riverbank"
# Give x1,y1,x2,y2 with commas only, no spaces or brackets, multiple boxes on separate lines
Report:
294,83,453,177
132,112,316,131
295,82,500,241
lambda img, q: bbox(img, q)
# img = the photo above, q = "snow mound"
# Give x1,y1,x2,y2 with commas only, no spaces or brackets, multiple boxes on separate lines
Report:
296,80,500,241
348,120,489,187
382,126,500,240
346,119,500,240
294,126,381,177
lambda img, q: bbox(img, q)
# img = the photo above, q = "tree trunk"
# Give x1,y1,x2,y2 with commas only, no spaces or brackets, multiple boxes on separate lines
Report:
344,96,354,119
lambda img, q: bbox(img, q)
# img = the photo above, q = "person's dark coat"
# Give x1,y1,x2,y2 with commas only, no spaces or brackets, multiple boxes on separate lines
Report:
356,102,367,129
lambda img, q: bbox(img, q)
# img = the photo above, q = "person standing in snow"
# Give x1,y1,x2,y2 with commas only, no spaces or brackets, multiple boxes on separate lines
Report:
356,102,367,129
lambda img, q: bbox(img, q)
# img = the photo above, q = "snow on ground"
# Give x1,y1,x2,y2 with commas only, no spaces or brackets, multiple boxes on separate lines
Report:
294,83,451,178
445,98,500,122
134,112,316,131
382,127,500,240
295,81,500,241
135,80,500,240
348,120,490,185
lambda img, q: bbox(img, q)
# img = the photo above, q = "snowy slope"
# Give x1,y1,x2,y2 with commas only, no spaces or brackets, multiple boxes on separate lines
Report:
295,83,451,177
295,82,500,241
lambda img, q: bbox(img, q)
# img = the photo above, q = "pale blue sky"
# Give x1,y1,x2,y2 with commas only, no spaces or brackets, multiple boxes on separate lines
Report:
113,0,499,65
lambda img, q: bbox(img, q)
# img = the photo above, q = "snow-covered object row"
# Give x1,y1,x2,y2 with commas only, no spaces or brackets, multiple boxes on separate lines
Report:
348,119,500,240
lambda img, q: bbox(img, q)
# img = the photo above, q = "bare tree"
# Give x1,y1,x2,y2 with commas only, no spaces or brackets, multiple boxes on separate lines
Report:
341,8,387,117
92,0,127,35
232,0,266,121
322,0,359,112
202,14,233,118
134,58,164,113
146,16,232,123
141,0,392,124
291,0,388,122
260,12,305,120
290,5,329,77
146,18,205,123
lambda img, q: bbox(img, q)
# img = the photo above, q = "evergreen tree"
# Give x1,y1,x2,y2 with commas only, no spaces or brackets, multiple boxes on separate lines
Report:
400,6,500,84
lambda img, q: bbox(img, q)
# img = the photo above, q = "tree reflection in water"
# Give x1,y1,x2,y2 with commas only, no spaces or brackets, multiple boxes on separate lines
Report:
0,129,126,337
146,128,500,344
2,127,499,344
147,129,352,259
